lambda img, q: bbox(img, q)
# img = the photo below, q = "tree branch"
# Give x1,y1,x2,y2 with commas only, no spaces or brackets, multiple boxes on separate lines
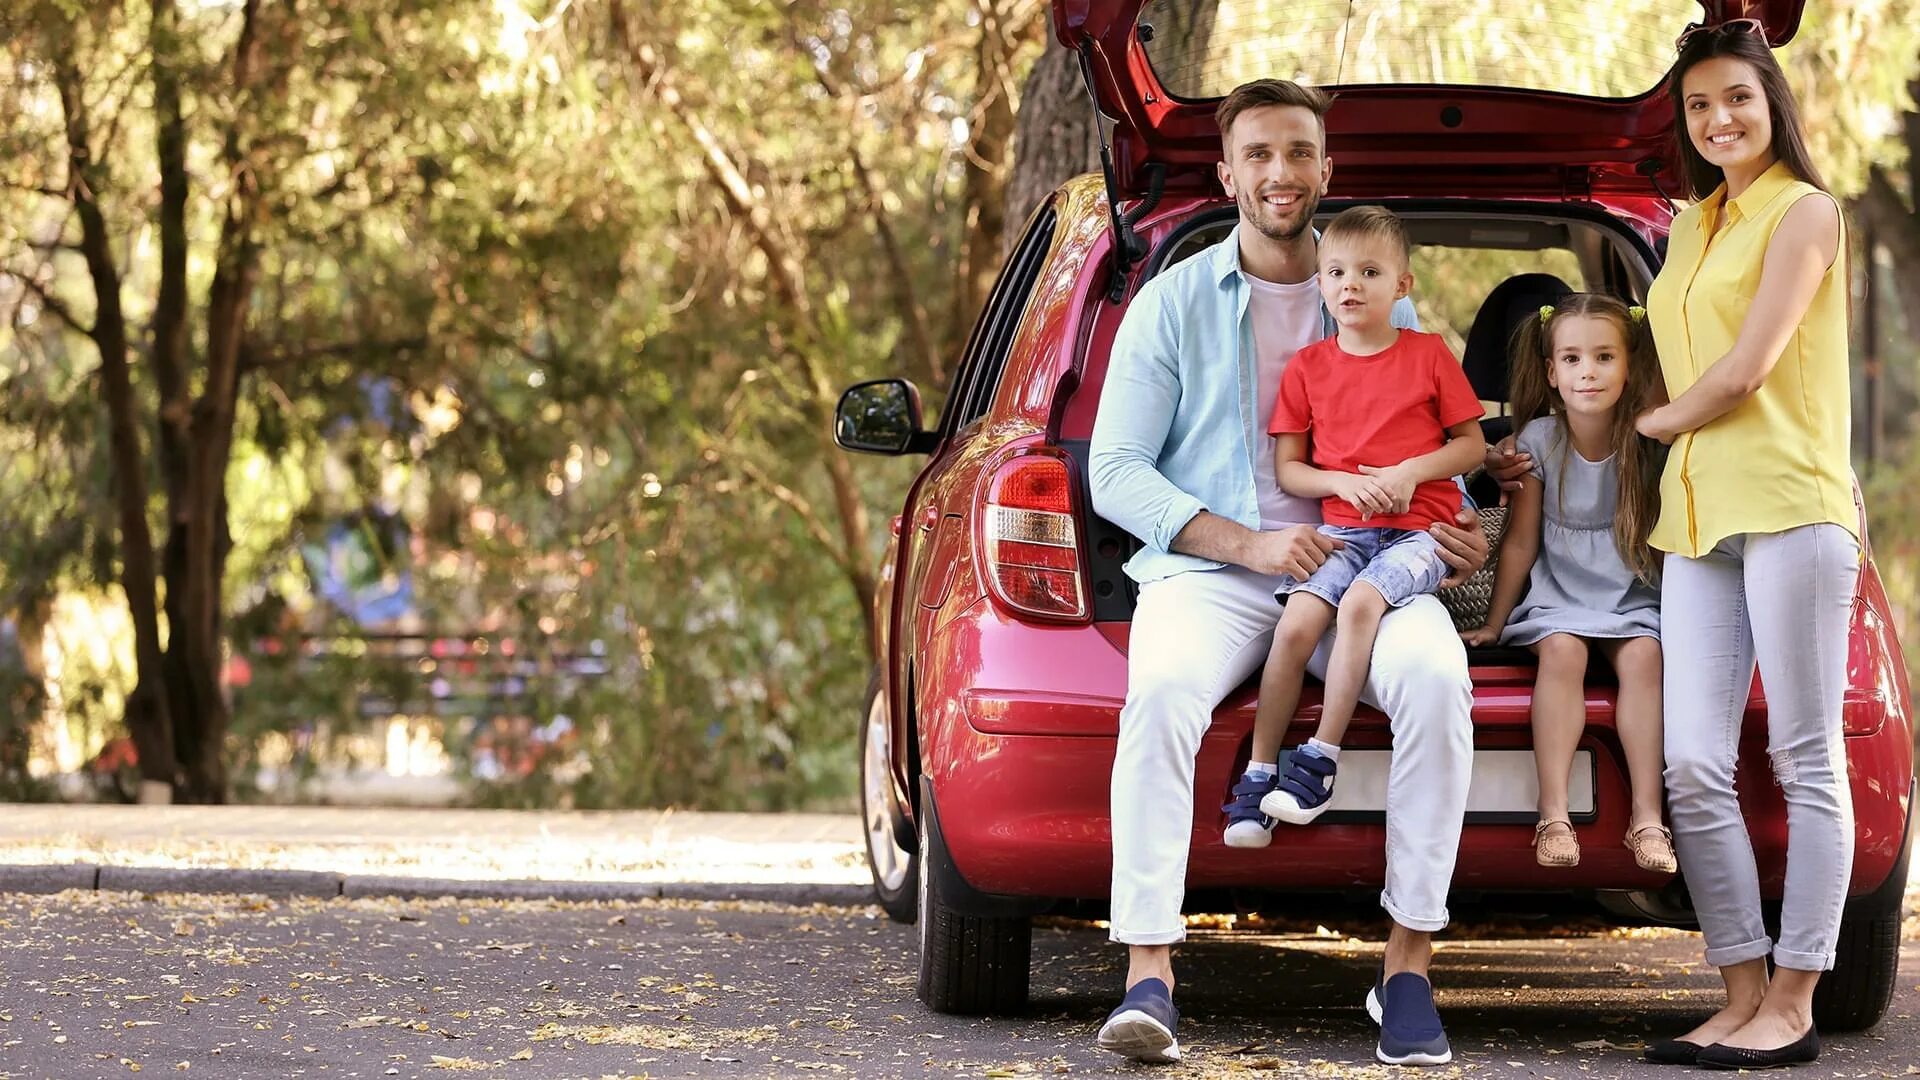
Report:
243,336,430,374
8,274,92,337
0,179,72,199
724,453,855,575
611,4,812,319
790,21,944,387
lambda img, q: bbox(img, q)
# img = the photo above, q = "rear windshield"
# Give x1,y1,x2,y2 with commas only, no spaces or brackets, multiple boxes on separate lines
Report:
1138,0,1696,102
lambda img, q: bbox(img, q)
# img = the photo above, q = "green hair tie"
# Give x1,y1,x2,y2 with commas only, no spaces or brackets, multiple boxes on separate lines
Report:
1538,305,1555,325
1628,305,1647,324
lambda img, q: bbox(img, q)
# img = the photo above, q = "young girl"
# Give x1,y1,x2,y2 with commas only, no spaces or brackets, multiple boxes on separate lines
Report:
1462,294,1672,874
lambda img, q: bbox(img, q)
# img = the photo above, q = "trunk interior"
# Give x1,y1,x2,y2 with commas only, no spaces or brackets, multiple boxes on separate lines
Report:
1062,200,1661,669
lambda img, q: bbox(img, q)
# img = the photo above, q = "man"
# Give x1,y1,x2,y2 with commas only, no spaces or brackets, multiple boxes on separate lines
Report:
1087,79,1486,1067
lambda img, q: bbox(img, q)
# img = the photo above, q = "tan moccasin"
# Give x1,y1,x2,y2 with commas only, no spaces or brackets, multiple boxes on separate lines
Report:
1624,822,1678,874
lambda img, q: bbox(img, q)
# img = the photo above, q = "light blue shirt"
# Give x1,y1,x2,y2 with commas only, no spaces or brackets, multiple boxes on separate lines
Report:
1088,226,1421,584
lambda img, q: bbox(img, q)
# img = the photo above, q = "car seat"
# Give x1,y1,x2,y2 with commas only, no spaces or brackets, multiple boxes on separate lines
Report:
1460,272,1575,449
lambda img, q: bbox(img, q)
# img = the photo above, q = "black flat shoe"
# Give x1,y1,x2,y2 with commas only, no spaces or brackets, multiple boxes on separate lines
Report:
1642,1038,1706,1065
1697,1027,1820,1070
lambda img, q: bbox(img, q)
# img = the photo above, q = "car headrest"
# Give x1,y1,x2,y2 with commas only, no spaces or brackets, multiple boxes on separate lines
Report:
1460,273,1574,404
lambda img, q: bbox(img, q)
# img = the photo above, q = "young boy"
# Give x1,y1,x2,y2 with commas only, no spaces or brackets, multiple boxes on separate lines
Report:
1223,206,1486,848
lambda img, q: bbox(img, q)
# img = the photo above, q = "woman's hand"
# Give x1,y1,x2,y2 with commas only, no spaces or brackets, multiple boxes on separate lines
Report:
1636,406,1678,445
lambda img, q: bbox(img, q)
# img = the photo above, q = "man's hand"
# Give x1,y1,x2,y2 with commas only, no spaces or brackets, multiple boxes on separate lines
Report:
1332,473,1395,520
1356,463,1416,514
1484,437,1532,504
1239,524,1344,581
1635,406,1677,445
1430,506,1490,588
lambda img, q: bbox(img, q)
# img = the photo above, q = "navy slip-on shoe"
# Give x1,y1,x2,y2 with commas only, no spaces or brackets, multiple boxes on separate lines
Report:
1096,977,1181,1063
1365,970,1452,1066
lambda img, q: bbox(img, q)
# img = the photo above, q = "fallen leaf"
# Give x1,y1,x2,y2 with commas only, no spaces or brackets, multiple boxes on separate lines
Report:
510,1048,533,1061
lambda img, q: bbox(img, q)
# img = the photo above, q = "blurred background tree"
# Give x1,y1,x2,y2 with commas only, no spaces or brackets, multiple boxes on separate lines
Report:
0,0,1915,809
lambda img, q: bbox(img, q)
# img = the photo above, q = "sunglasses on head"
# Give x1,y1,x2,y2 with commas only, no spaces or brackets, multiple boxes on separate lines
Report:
1674,17,1766,51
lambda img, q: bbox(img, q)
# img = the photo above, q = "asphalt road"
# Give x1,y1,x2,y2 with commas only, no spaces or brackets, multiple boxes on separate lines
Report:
0,891,1913,1080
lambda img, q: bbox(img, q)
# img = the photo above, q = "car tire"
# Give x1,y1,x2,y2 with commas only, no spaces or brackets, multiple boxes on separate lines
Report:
915,788,1031,1016
1811,808,1912,1032
860,673,918,924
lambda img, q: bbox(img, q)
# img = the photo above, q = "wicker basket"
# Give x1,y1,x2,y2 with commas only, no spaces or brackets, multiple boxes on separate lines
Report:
1436,505,1509,633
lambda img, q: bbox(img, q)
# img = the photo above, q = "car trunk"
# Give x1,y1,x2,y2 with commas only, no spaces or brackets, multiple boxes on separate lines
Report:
1056,195,1661,677
1053,0,1806,201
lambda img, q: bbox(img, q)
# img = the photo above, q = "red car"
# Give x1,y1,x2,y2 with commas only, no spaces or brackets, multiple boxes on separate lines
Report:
835,0,1912,1030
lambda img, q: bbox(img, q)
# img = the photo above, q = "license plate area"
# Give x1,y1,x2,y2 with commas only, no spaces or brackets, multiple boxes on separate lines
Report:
1296,748,1597,826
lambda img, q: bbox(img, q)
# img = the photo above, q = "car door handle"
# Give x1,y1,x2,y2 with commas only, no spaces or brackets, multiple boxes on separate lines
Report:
917,505,940,531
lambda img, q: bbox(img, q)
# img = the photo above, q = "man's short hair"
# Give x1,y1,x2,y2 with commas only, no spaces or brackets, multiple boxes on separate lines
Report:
1215,79,1332,152
1320,205,1410,266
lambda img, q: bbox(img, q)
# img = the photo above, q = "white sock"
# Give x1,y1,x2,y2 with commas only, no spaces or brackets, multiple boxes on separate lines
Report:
1245,761,1277,780
1305,738,1341,762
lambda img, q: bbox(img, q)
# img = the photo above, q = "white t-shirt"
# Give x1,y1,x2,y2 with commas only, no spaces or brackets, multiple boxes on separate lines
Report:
1245,272,1326,530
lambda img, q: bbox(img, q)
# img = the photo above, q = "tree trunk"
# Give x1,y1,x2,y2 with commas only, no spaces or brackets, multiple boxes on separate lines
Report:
168,0,267,803
1003,45,1101,257
1003,3,1227,252
151,0,202,791
950,0,1040,343
52,37,179,795
1849,72,1920,452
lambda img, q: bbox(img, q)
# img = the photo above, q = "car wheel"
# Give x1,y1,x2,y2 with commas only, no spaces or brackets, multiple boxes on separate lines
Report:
915,784,1031,1016
860,674,917,924
1811,810,1912,1032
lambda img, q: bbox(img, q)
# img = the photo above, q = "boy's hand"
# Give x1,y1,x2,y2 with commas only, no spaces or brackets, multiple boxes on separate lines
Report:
1484,438,1532,505
1334,473,1394,520
1356,463,1416,515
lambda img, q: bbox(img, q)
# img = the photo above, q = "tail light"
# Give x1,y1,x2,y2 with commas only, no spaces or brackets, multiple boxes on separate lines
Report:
978,452,1089,622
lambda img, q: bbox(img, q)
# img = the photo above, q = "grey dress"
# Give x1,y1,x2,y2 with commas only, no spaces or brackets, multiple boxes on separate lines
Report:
1500,417,1661,645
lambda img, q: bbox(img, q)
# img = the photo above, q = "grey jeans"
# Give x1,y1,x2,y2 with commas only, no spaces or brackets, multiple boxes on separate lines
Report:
1661,523,1860,971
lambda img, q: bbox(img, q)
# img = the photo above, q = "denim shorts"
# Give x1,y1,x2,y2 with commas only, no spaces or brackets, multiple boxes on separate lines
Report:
1277,525,1448,610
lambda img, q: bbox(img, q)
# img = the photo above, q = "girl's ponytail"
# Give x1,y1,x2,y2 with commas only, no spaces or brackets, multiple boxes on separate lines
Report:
1506,305,1558,433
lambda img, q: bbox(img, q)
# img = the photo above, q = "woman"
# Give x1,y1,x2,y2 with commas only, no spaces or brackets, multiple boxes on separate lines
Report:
1634,19,1858,1070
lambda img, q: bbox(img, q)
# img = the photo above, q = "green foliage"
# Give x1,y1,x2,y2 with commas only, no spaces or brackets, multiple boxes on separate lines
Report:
0,0,1005,808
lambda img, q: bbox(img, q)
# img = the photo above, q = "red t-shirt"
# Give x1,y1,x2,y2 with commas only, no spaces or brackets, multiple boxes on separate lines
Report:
1267,330,1483,530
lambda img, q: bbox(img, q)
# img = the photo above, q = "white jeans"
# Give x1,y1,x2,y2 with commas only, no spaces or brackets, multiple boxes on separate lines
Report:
1662,524,1860,971
1109,564,1475,944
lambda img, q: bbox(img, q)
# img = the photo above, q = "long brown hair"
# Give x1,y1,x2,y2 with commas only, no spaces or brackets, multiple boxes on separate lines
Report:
1507,294,1664,584
1669,25,1829,199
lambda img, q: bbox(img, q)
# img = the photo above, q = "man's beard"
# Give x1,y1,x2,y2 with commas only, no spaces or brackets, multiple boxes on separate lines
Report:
1239,185,1317,242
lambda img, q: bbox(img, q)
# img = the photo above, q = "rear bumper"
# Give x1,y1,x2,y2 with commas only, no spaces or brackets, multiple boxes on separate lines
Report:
925,668,1904,903
931,713,1912,902
916,607,1913,904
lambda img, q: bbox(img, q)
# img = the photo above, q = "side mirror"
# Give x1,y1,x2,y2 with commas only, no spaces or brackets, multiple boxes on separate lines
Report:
834,379,934,455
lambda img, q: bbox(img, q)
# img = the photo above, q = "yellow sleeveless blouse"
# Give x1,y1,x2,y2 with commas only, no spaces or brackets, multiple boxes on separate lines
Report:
1645,160,1855,558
